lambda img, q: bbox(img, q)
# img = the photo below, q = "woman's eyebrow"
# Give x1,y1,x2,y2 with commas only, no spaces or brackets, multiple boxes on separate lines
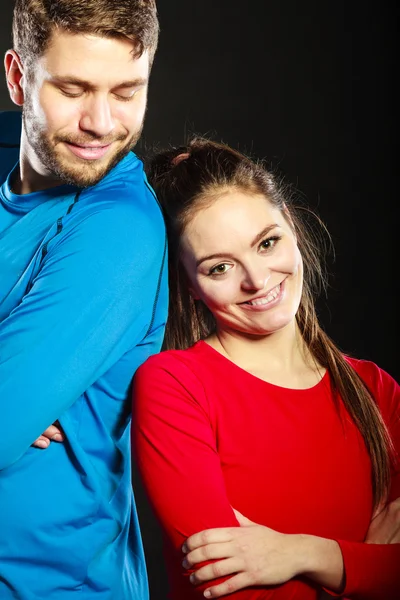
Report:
250,223,279,247
196,223,280,267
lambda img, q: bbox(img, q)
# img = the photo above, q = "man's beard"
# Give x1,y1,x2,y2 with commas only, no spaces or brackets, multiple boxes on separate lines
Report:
22,100,143,188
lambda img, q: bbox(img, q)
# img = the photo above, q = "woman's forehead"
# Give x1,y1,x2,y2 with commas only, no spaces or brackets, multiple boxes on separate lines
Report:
181,192,287,256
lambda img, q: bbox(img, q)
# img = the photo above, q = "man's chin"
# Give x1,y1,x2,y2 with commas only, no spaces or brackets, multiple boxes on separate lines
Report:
53,145,132,187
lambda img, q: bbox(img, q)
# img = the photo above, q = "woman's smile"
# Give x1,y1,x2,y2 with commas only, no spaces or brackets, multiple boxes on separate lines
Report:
240,280,285,311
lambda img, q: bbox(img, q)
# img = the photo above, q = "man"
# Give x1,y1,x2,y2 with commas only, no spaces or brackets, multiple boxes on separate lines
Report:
0,1,167,598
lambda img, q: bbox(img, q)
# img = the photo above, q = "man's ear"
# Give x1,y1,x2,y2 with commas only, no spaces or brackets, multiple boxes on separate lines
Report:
4,50,25,107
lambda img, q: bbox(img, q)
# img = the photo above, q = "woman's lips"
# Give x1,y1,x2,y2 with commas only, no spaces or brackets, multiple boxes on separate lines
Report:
241,281,285,311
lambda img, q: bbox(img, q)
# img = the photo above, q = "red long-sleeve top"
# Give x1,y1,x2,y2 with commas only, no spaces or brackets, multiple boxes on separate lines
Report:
132,341,400,599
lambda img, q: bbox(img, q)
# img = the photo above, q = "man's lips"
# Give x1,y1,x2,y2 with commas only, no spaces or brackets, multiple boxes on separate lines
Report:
64,142,113,160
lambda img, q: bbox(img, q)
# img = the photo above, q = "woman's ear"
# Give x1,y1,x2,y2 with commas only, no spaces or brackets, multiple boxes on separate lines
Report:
188,287,200,301
282,202,297,241
4,50,25,107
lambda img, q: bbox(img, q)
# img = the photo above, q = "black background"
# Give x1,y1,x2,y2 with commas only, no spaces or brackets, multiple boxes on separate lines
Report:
0,2,397,598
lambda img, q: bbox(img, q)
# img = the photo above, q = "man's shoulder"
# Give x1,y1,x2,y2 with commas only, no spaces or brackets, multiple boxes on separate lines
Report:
72,155,165,241
82,153,160,213
73,185,164,243
44,174,166,278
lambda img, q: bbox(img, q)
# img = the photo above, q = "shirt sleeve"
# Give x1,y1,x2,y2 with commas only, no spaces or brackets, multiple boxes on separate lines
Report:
0,199,166,470
132,355,308,599
333,364,400,599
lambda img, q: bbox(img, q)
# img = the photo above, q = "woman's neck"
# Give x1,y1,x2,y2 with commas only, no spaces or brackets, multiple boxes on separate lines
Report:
206,323,325,389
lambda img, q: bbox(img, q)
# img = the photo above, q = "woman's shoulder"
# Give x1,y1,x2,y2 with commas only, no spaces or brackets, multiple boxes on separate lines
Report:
135,340,210,379
345,356,399,411
133,342,214,409
346,356,395,385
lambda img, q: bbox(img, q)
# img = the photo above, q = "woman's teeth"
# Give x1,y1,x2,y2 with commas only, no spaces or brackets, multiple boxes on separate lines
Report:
246,283,281,306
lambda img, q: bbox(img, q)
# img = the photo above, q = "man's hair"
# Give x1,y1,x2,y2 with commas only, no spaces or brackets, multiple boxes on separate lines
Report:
13,0,159,68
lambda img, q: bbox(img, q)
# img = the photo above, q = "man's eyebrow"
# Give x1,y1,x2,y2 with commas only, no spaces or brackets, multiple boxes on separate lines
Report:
111,78,148,90
50,76,92,87
196,223,280,267
50,76,148,90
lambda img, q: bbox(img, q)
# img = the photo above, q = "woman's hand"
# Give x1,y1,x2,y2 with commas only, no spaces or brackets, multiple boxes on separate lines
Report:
32,421,65,449
182,509,305,597
365,498,400,544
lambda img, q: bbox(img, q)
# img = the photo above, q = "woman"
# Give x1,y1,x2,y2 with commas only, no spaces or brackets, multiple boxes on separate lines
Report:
132,138,400,599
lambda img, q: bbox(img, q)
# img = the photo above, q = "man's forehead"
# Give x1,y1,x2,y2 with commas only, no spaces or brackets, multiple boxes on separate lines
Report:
41,30,149,71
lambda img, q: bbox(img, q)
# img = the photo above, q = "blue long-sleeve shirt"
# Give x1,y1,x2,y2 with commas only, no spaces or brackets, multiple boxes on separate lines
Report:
0,111,168,599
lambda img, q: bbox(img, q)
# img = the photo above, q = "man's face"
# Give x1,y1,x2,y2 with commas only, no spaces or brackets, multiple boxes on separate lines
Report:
21,31,150,187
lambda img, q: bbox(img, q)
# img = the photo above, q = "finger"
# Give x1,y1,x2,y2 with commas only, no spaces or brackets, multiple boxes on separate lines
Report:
41,424,65,442
189,558,242,585
202,572,252,598
232,508,253,526
32,436,51,449
184,542,237,567
184,528,235,553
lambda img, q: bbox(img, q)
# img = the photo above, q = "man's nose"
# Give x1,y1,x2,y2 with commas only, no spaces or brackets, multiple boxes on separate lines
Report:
79,95,115,138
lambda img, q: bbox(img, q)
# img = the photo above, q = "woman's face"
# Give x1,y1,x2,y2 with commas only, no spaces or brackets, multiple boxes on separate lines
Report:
180,189,304,338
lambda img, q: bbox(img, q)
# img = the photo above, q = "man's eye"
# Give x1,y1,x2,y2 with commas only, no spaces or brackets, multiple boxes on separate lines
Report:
61,90,83,98
113,91,137,102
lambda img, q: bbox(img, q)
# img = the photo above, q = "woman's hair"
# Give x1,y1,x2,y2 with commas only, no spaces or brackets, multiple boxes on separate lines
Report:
146,136,394,508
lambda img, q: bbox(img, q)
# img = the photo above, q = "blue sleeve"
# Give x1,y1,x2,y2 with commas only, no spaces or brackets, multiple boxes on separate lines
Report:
0,199,166,470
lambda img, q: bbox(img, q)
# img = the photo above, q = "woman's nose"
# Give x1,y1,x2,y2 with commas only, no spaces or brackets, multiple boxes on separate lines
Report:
241,267,271,292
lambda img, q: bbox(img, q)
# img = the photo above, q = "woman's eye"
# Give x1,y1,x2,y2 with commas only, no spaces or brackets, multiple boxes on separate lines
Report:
259,236,280,251
209,263,230,275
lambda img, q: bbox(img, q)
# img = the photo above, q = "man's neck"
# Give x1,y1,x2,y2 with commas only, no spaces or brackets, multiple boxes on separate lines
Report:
13,160,64,195
15,128,64,195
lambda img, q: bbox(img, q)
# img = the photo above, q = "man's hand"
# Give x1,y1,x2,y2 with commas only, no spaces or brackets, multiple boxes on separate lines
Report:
365,498,400,544
32,422,65,449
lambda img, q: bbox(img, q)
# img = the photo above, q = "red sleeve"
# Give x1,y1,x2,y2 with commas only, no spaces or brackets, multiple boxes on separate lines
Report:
131,355,241,597
334,362,400,599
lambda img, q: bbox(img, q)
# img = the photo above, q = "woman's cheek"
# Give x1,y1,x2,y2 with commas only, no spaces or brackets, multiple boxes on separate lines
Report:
200,279,236,310
210,281,240,308
274,241,302,274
